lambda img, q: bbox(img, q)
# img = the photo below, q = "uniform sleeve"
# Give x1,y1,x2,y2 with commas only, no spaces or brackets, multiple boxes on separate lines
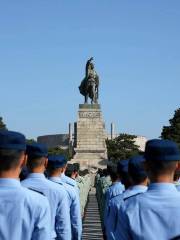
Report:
114,204,132,240
32,197,51,240
70,193,82,240
103,189,110,228
55,191,72,240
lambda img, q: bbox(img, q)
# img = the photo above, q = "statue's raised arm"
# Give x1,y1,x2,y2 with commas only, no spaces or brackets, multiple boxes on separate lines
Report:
79,57,100,104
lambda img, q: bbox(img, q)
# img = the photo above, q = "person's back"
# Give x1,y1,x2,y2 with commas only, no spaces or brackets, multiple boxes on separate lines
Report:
120,184,180,240
61,162,82,239
0,130,51,240
115,139,180,240
0,179,50,240
106,156,148,240
21,143,71,240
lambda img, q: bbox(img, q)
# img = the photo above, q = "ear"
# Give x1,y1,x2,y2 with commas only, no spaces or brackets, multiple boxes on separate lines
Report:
175,162,179,170
44,158,48,168
20,153,27,169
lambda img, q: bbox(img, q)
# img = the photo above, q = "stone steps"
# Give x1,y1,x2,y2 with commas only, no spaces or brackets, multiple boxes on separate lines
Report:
82,187,104,240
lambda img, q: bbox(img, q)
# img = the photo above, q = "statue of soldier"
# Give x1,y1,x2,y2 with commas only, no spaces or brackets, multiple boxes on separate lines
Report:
79,57,99,104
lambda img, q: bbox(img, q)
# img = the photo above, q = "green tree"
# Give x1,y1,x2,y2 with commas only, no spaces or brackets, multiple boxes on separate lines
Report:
106,133,140,162
26,139,37,144
0,117,7,130
161,108,180,149
48,147,71,161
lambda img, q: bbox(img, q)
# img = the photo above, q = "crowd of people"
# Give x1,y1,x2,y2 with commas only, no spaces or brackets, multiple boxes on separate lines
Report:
97,139,180,240
0,129,88,240
1,128,180,240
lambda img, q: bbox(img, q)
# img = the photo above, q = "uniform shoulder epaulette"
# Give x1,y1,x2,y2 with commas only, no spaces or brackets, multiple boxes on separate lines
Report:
28,188,45,196
123,192,142,201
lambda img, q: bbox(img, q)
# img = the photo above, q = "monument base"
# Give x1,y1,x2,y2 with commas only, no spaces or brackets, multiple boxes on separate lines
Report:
72,104,107,170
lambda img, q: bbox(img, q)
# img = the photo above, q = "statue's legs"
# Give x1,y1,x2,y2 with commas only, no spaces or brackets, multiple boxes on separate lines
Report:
85,94,88,104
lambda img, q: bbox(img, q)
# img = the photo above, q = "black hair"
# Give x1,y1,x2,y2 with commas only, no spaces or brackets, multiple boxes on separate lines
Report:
0,149,24,171
109,164,118,182
79,169,89,176
121,172,132,189
147,160,178,176
102,168,108,177
27,155,46,171
128,162,147,185
65,164,75,177
129,172,147,185
73,163,80,172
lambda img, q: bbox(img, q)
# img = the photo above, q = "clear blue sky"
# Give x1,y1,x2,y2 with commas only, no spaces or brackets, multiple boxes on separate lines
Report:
0,1,179,140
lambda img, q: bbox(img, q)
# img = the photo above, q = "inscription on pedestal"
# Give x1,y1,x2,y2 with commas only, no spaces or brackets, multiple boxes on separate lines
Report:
79,111,101,118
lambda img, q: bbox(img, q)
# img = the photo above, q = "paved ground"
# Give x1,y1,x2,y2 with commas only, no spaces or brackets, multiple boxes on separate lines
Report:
82,187,104,240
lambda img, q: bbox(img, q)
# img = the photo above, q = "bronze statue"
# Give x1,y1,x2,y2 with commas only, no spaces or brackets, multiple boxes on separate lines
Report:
79,57,99,104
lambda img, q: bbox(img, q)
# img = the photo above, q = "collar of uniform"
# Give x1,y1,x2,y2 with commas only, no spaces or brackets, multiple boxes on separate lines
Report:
27,173,46,179
112,181,122,186
49,176,63,183
0,178,21,187
64,175,76,186
148,183,177,191
130,185,148,191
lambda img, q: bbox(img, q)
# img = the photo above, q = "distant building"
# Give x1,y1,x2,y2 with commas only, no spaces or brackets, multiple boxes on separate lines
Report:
37,125,147,152
37,134,69,149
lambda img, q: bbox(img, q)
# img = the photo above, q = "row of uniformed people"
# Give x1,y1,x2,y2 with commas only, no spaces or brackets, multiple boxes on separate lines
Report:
101,139,180,240
95,169,112,222
0,130,83,240
76,173,92,216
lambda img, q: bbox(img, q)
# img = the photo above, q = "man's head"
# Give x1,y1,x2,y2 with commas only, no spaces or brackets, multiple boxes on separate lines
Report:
73,163,80,178
65,164,76,179
108,163,119,182
117,159,131,189
144,139,180,182
47,155,67,177
128,155,148,185
0,130,27,177
26,143,48,173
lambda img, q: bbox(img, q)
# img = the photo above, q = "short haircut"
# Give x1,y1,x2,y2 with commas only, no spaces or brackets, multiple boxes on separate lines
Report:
109,164,118,182
147,159,178,176
129,162,147,185
73,163,80,172
129,171,147,185
0,149,24,171
65,164,75,177
27,156,46,170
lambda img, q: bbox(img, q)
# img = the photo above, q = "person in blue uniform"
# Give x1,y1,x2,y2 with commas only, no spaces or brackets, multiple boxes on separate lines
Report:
21,143,71,240
105,156,148,240
47,155,82,240
103,163,125,237
115,139,180,240
65,163,80,196
0,130,51,240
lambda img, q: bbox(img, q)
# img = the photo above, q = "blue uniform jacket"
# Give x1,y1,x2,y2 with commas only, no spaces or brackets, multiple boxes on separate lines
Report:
115,183,180,240
0,178,51,240
104,182,124,228
50,176,82,240
60,174,82,239
21,173,71,240
106,185,147,240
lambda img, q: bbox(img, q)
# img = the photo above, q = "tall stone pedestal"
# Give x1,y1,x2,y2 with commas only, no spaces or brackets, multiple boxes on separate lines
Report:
72,104,107,170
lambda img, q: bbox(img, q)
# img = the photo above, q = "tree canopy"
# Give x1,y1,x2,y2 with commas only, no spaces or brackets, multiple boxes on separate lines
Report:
106,133,140,162
161,108,180,149
48,147,71,161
